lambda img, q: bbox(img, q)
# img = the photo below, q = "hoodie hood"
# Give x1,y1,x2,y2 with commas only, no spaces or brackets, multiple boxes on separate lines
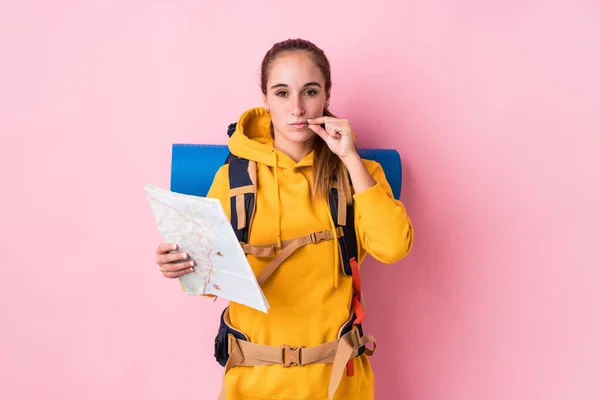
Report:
227,107,315,169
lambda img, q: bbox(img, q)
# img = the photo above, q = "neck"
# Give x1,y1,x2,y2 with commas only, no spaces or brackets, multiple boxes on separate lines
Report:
272,130,315,163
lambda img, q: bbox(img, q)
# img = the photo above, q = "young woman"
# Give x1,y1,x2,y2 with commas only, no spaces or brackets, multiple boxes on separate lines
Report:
155,38,414,400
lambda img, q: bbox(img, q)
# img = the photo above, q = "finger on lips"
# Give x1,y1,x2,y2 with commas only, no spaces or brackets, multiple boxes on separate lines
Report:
308,124,327,137
307,117,327,125
307,117,348,126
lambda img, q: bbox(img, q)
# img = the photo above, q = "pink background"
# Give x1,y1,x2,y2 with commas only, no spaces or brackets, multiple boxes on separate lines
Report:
1,1,599,399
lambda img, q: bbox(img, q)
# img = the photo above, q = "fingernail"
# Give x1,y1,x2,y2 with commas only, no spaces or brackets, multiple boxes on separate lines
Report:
189,260,195,267
172,244,178,250
181,252,187,259
189,268,194,272
307,119,312,122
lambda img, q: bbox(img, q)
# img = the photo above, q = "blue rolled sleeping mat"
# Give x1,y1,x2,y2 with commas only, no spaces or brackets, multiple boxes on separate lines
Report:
170,144,403,200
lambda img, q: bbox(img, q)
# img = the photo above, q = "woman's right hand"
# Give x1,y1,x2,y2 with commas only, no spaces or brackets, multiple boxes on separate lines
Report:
155,243,195,279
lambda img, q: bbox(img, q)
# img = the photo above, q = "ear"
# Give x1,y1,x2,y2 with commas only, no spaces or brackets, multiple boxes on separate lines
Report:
262,94,269,112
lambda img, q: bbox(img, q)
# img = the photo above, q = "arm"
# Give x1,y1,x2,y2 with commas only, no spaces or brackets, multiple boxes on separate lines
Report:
339,152,376,194
345,157,414,264
307,116,414,264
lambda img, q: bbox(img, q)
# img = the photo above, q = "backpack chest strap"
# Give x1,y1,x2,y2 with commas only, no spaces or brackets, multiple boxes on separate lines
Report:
250,227,344,286
241,227,344,257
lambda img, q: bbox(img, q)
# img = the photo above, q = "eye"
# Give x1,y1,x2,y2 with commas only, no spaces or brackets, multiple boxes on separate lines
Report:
304,90,318,96
275,91,288,97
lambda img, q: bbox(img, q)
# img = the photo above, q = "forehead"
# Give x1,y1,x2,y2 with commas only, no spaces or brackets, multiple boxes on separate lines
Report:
267,51,325,87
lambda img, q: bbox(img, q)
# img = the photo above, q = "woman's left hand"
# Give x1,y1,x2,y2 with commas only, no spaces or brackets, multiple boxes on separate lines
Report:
307,117,358,160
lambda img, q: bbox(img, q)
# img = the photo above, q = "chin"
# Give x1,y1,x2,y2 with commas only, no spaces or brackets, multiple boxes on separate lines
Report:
285,127,315,143
272,123,313,143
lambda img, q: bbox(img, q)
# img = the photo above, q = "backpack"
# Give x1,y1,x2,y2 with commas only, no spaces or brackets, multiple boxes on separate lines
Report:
213,123,374,399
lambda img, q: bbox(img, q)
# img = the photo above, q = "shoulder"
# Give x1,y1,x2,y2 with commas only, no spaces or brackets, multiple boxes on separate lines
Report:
213,163,230,181
207,164,230,199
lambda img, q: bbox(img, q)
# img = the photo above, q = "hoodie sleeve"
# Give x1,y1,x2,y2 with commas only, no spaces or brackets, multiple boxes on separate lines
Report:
353,161,414,264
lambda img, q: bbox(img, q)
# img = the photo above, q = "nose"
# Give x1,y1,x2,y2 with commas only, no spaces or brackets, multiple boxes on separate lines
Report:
291,96,305,117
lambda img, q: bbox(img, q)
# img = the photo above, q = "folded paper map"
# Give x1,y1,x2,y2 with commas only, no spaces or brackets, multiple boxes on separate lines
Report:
144,184,269,313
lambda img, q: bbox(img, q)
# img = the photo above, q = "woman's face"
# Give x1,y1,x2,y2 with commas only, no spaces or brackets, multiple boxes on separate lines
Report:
263,51,329,146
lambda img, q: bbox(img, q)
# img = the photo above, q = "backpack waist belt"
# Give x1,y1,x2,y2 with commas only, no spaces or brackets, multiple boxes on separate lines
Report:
216,308,376,400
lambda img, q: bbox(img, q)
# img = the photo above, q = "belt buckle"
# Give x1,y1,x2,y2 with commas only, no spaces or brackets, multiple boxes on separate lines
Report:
281,344,304,367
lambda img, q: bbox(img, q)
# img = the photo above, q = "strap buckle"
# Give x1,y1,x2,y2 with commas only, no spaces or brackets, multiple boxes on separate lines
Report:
309,230,328,244
241,242,277,257
227,333,236,356
351,327,362,348
281,344,304,367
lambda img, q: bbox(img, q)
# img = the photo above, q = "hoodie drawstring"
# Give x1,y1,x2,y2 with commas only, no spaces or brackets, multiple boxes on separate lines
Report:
269,149,339,288
270,150,283,249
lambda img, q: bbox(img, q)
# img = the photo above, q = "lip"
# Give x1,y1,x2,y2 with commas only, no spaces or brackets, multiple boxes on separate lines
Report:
288,121,309,127
288,123,308,130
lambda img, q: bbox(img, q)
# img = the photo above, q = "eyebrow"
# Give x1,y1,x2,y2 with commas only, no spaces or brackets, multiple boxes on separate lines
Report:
270,82,322,90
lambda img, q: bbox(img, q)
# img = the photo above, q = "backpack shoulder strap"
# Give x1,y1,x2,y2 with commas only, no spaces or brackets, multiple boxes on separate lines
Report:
227,155,256,244
225,122,256,244
329,176,366,377
328,178,358,276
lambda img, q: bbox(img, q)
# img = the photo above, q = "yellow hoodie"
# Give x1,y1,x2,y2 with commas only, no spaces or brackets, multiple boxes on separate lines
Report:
206,107,413,400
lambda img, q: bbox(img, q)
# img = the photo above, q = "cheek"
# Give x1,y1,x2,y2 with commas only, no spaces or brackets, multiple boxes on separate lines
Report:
311,94,327,107
269,106,286,123
269,111,290,133
268,98,289,116
308,100,326,116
